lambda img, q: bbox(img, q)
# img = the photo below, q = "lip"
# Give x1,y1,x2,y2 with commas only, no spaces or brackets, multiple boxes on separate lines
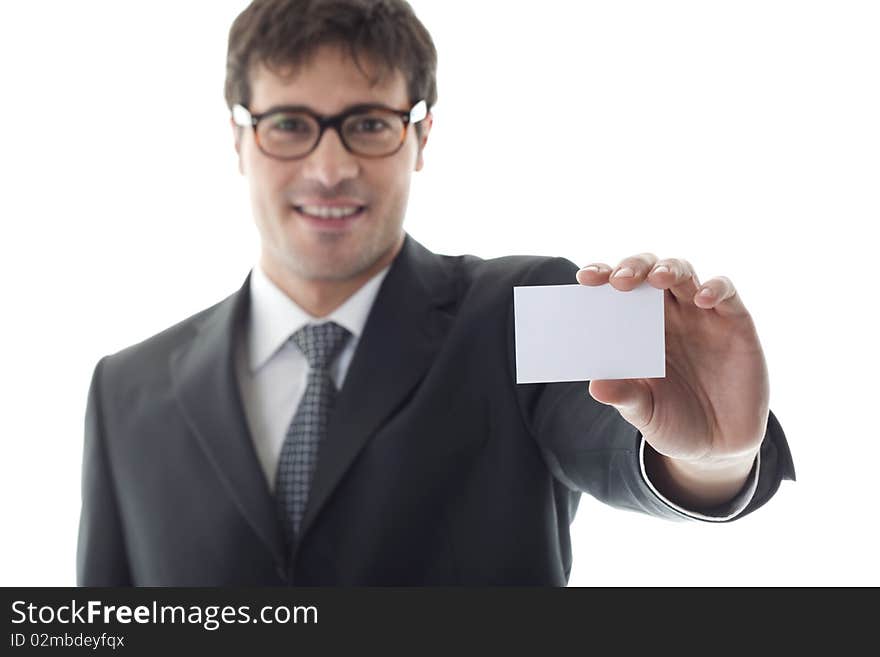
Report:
294,198,368,209
293,205,367,232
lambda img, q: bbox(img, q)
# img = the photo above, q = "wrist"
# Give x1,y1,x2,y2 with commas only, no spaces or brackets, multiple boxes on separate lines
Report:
645,444,759,510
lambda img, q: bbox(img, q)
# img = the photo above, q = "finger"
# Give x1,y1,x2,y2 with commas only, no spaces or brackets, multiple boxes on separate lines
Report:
608,253,659,291
693,276,749,317
588,378,653,430
647,258,701,303
576,263,613,285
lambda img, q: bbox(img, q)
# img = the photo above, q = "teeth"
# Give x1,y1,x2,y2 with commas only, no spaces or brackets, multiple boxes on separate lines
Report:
299,205,362,219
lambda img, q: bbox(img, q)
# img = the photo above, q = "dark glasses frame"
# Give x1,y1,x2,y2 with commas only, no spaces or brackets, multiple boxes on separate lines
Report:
231,99,428,160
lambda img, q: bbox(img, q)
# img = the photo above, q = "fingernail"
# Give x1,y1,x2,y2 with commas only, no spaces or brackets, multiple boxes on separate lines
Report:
652,265,669,274
579,265,600,273
699,287,714,297
612,267,634,278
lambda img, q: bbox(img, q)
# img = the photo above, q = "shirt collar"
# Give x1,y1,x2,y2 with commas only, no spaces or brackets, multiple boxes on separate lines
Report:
246,261,392,373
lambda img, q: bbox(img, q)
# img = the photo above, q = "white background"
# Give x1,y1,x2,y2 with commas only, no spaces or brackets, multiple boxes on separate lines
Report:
1,1,877,586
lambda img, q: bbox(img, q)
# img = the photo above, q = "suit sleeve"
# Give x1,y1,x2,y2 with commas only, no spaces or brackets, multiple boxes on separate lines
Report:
77,356,133,585
512,256,796,522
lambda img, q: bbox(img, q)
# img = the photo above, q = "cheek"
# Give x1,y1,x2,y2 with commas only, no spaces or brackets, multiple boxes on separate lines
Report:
374,159,415,200
247,161,295,206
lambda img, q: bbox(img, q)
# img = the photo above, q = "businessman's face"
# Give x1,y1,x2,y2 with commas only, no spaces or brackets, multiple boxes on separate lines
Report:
233,44,432,282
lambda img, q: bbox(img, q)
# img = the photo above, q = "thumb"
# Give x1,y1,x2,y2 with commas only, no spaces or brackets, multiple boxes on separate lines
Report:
588,379,653,430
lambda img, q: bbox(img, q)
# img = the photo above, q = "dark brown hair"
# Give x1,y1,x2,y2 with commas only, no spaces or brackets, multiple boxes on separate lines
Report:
225,0,437,139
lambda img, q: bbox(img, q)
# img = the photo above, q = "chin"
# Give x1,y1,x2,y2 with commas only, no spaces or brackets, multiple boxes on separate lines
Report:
291,253,369,282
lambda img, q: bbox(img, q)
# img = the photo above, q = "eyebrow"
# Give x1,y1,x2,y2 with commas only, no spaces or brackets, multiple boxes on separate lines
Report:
255,101,399,117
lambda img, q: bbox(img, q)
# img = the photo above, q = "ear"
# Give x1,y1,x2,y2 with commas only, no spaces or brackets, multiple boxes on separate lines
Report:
414,112,433,172
230,118,244,176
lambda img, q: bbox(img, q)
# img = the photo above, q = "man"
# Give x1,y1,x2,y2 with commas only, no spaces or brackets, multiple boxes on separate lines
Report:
77,0,795,586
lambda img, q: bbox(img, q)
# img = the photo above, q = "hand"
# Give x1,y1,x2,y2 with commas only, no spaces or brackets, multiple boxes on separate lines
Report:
576,254,769,467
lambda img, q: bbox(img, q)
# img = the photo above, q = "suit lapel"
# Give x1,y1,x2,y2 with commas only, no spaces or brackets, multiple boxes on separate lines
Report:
169,273,287,567
168,233,458,563
297,233,458,541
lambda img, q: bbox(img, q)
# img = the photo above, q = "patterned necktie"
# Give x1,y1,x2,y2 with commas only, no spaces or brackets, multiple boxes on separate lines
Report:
275,321,352,544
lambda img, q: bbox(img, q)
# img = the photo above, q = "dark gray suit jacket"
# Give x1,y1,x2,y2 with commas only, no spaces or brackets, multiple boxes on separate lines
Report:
77,233,795,585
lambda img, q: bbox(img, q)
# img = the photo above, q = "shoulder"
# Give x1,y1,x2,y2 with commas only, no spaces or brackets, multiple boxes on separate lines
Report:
114,299,222,358
95,287,239,391
434,249,582,298
402,234,581,312
476,253,580,286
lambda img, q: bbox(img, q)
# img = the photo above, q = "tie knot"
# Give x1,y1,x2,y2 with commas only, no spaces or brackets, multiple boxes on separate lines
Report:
290,321,351,370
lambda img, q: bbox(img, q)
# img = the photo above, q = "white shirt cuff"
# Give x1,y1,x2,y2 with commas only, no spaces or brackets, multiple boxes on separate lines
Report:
638,435,760,522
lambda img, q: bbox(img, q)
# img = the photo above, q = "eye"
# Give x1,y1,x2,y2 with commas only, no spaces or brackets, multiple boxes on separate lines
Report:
351,117,391,133
264,112,314,134
273,117,310,132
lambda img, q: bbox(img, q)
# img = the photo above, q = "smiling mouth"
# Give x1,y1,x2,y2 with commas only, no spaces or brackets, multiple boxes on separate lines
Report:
293,205,367,220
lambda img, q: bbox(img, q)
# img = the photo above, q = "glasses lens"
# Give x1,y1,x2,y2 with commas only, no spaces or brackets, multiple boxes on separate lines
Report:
257,111,319,158
342,109,406,157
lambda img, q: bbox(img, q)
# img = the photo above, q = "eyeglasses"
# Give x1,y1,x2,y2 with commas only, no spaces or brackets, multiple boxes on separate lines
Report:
231,99,428,160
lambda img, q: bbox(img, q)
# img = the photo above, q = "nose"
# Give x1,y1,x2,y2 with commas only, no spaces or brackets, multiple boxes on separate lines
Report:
300,127,360,188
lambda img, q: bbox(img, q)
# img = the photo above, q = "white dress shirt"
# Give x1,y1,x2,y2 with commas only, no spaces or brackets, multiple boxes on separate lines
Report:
234,261,758,520
234,262,392,493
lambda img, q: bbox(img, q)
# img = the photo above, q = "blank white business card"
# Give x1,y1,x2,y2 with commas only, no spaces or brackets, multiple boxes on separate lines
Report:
513,282,666,384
